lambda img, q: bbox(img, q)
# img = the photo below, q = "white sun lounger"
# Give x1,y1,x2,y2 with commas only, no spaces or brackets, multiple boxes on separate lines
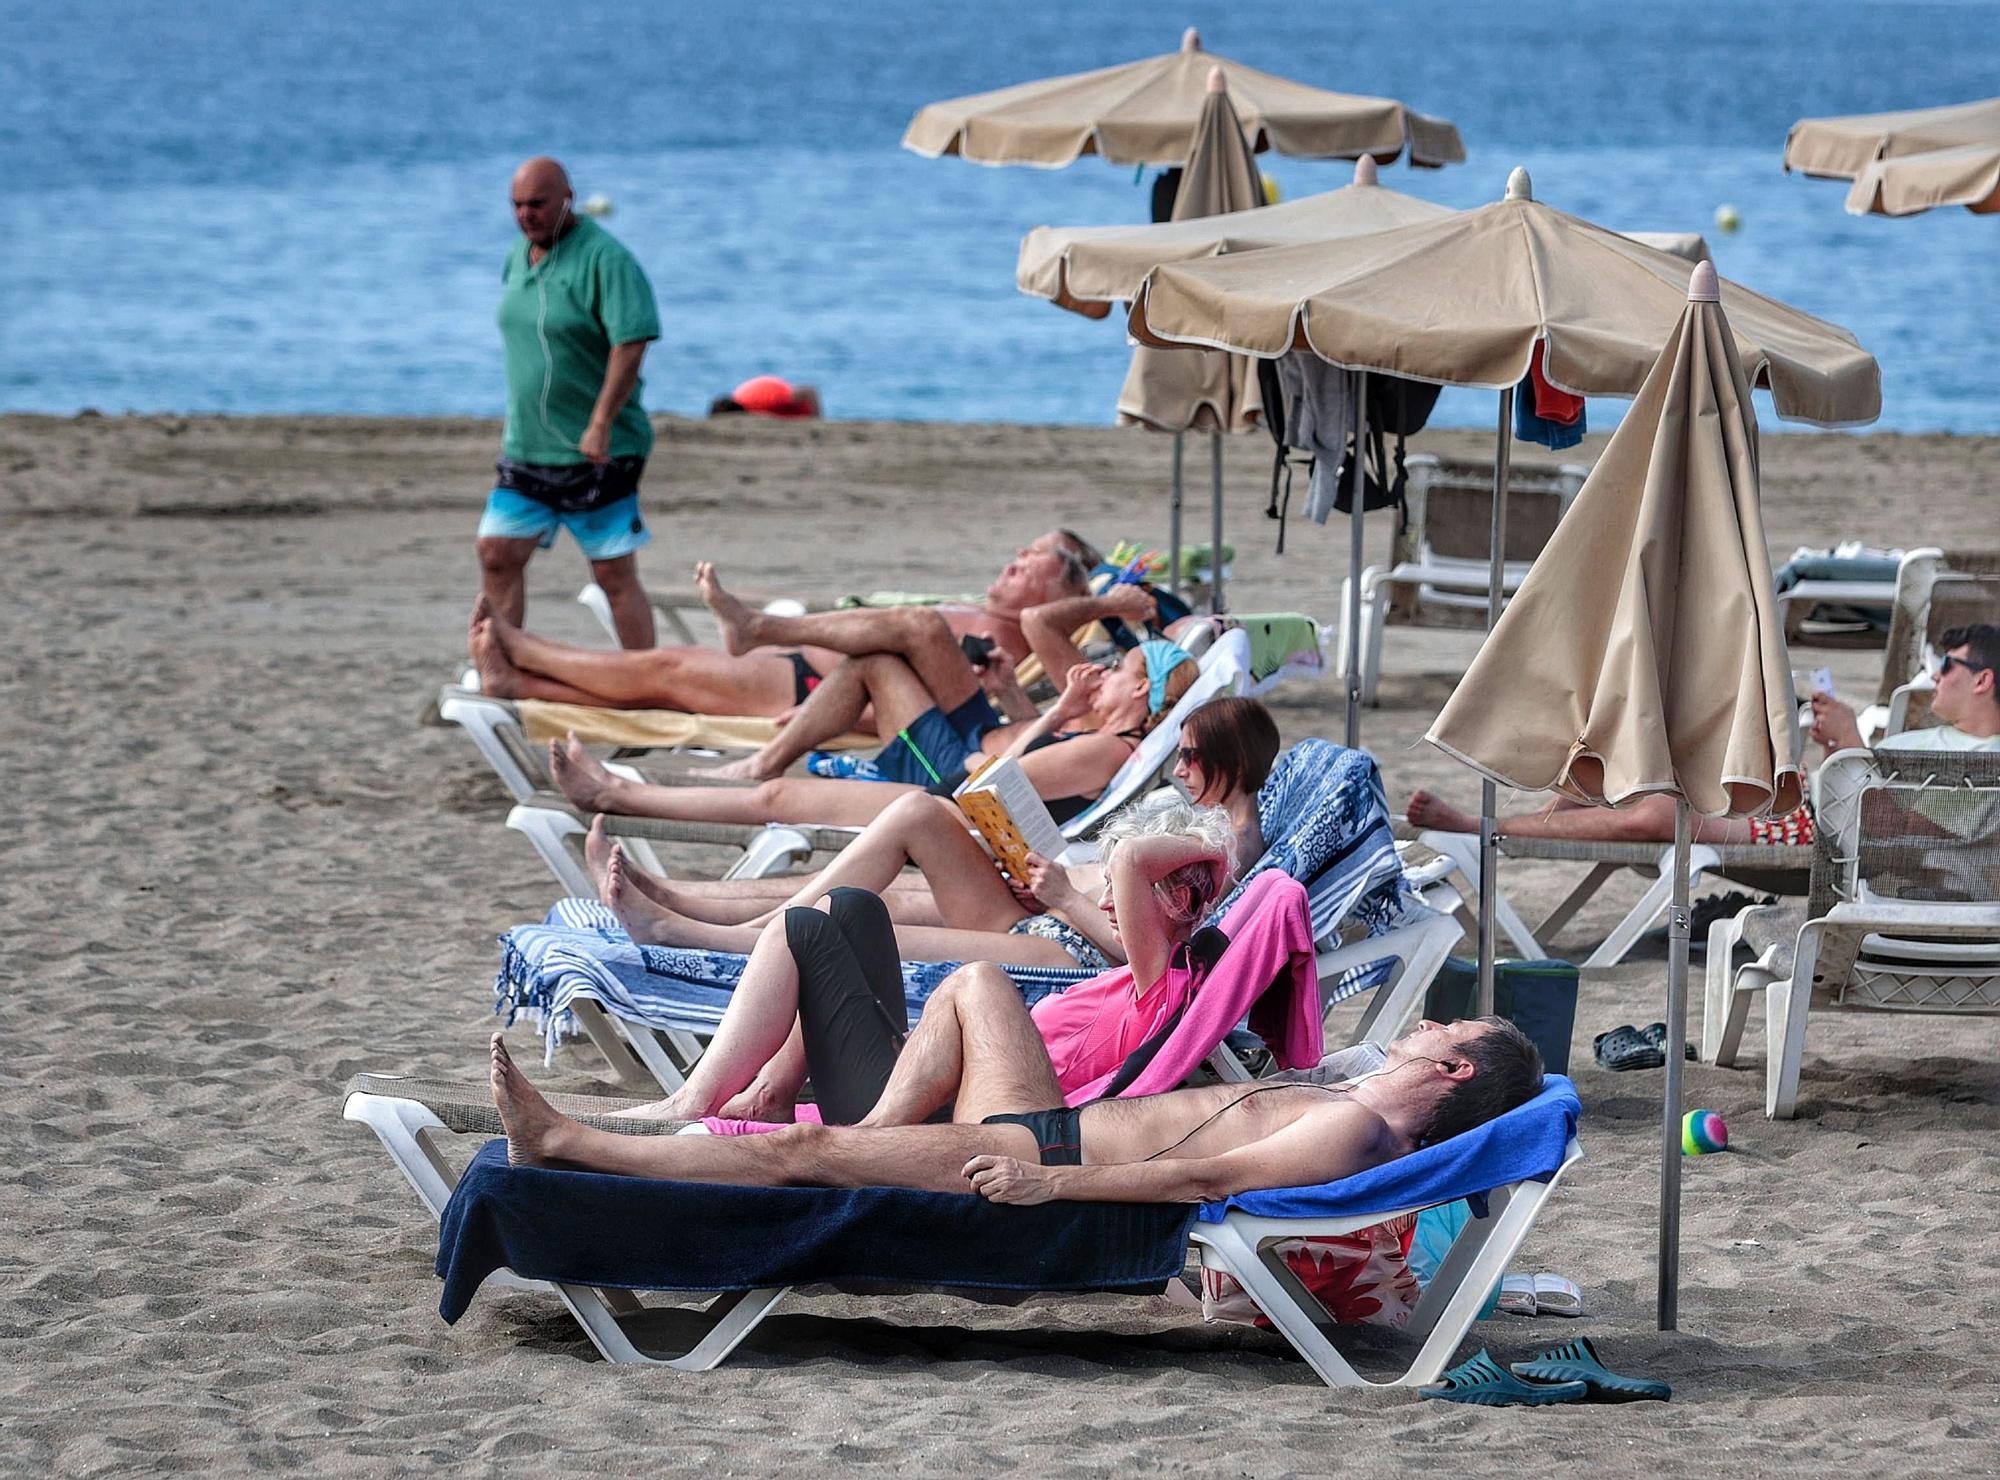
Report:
344,1077,1579,1386
1702,748,2000,1118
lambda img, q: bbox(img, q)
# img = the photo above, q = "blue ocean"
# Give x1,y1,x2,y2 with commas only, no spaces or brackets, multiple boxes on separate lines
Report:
4,0,1995,432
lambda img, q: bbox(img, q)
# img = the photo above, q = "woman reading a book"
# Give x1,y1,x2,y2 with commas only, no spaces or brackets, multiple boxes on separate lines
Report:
581,696,1283,975
603,795,1246,1125
547,638,1201,836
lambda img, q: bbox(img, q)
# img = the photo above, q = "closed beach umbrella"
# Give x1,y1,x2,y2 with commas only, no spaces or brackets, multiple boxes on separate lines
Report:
1128,167,1877,1051
1116,68,1267,438
1785,97,2000,215
1427,262,1801,1328
905,28,1465,170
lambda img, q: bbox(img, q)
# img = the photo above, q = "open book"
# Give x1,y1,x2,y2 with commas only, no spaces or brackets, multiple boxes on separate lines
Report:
954,756,1067,882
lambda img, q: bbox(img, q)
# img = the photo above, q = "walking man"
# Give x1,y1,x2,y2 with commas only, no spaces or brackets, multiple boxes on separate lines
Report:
477,156,660,647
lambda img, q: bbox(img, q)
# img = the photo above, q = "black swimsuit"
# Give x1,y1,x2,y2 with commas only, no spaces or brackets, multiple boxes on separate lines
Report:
981,1106,1086,1166
1028,727,1146,823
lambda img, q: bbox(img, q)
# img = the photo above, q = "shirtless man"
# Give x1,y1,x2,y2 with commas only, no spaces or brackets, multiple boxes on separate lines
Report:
487,1010,1543,1205
467,530,1095,719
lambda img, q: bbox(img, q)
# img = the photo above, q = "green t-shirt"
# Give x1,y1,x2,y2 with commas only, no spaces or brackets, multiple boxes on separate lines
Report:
497,216,661,466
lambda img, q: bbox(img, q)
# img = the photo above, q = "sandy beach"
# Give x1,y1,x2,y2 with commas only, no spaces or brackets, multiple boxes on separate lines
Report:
2,410,1997,1476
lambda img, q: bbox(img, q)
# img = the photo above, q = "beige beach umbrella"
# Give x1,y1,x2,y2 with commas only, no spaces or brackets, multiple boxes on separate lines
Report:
1846,142,2000,217
905,27,1465,170
1109,68,1265,614
1018,153,1454,315
1129,171,1882,426
1129,166,1877,1084
1116,68,1267,438
1786,98,2000,216
1428,262,1800,1329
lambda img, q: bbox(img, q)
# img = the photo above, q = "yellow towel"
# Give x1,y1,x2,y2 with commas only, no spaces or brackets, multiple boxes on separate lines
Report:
517,702,877,753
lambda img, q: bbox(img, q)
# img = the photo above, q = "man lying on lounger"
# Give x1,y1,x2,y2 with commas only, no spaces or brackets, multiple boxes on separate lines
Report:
467,530,1099,719
1408,621,2000,849
488,1009,1544,1205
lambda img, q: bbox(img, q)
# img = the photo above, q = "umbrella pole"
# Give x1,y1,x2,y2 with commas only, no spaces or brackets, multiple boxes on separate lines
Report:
1169,433,1185,599
1209,430,1225,615
1344,372,1369,748
1659,797,1692,1331
1476,387,1515,1017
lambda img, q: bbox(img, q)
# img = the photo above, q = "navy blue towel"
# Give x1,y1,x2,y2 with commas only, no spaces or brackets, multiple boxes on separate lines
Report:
436,1141,1196,1323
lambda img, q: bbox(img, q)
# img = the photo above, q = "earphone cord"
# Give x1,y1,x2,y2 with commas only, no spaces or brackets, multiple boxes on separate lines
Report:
1138,1056,1454,1162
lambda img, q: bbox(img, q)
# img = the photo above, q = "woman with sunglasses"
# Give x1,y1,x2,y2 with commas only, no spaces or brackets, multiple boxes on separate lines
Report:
585,695,1283,975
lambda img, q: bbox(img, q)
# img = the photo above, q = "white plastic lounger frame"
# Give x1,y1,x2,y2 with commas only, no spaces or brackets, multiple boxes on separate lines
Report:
504,629,1255,899
1415,828,1811,969
343,1084,1578,1383
1702,749,2000,1118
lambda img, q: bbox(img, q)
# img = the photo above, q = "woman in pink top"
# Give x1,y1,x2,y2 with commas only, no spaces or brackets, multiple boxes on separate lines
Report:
611,795,1239,1126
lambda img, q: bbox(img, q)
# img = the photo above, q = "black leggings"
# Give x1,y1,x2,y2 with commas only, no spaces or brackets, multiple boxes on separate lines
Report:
785,887,908,1125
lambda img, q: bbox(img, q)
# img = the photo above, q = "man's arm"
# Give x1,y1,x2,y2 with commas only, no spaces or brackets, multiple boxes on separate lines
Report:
578,339,650,464
963,1098,1387,1205
1020,586,1158,680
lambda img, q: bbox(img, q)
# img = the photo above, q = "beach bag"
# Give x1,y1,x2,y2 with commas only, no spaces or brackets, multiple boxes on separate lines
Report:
1193,1213,1421,1330
1422,956,1580,1075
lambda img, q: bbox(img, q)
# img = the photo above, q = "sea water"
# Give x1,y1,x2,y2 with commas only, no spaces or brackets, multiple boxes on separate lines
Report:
4,0,1996,432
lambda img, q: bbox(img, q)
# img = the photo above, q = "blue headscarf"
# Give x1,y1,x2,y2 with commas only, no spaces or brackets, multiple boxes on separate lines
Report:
1136,639,1194,714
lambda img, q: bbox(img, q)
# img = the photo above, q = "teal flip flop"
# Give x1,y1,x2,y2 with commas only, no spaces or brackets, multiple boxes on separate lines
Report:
1511,1338,1672,1402
1419,1350,1589,1407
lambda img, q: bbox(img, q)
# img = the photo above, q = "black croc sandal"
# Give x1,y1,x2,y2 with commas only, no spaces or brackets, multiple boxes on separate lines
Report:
1639,1021,1697,1061
1594,1025,1665,1072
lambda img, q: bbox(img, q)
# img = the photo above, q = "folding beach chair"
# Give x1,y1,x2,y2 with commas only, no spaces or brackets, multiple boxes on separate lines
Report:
1702,749,2000,1118
349,1076,1579,1386
503,629,1253,898
1335,453,1586,707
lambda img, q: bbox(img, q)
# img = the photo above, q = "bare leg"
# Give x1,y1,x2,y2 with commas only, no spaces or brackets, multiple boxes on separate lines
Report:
471,615,607,706
476,536,538,627
493,1034,1030,1188
549,735,926,826
1410,789,1752,843
697,563,979,709
607,913,818,1121
500,624,797,715
696,652,973,784
857,964,1063,1128
590,553,656,650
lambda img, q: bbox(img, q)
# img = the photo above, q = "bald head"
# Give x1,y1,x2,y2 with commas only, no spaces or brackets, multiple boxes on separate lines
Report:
511,157,574,250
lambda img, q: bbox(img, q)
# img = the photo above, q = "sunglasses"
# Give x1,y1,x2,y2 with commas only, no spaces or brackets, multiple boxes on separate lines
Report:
1936,654,1992,679
1176,746,1201,767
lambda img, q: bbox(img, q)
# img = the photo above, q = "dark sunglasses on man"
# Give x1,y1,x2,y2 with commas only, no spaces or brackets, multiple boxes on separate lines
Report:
1936,654,1991,679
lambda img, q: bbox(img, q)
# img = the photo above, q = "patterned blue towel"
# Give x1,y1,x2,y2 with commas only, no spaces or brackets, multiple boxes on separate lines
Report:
495,739,1418,1055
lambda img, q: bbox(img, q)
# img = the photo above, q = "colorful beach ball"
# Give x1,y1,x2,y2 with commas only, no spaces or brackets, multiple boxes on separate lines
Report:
1682,1109,1729,1155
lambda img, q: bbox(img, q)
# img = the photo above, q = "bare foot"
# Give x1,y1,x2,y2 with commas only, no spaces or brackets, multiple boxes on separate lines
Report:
716,1081,798,1123
470,618,524,699
584,815,617,894
687,753,777,782
694,561,767,656
489,1033,571,1167
470,591,494,637
604,847,679,945
1406,789,1479,833
548,734,627,812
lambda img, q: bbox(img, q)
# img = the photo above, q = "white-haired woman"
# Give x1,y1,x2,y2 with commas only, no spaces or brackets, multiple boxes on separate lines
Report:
618,796,1237,1124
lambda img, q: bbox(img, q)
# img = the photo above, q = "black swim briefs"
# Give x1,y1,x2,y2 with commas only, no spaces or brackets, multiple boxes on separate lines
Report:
981,1106,1084,1166
495,454,645,515
782,651,822,706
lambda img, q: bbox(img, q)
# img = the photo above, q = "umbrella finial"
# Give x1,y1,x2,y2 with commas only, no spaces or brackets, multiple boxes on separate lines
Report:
1353,155,1379,187
1181,26,1201,51
1506,167,1534,201
1206,65,1226,94
1688,260,1720,303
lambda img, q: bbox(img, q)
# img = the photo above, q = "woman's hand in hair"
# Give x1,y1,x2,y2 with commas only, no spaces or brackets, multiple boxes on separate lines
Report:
1049,663,1105,725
